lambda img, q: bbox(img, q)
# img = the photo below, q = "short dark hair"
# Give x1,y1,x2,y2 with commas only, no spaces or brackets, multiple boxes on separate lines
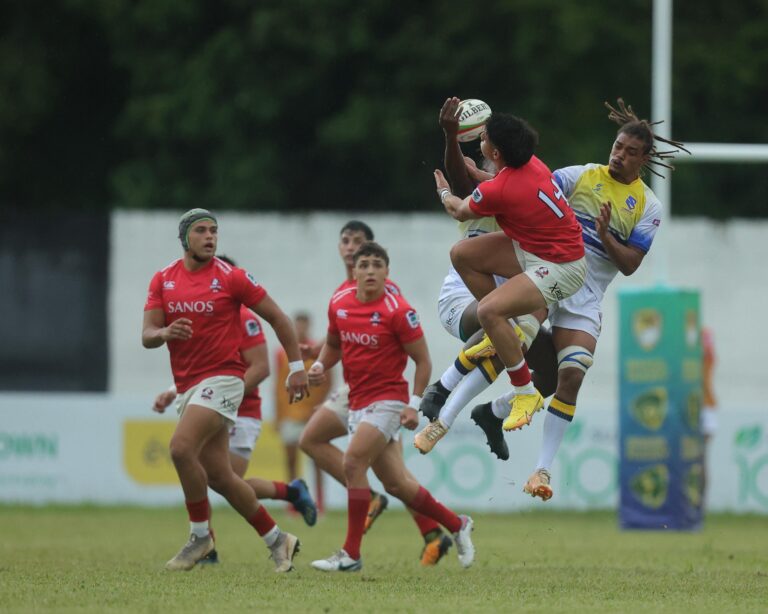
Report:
217,254,237,266
353,241,389,266
340,220,374,240
617,120,654,155
484,113,539,168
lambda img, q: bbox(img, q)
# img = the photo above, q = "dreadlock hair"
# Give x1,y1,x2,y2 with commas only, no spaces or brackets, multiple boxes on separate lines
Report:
604,98,690,178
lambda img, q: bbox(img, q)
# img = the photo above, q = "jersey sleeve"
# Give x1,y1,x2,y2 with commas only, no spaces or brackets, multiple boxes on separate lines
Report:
468,175,503,217
230,267,268,307
327,299,339,337
627,193,662,253
144,272,164,311
392,306,424,345
552,165,588,198
240,309,266,351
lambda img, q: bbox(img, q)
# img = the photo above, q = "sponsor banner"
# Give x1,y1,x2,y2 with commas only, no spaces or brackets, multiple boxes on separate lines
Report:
0,393,764,513
618,288,704,529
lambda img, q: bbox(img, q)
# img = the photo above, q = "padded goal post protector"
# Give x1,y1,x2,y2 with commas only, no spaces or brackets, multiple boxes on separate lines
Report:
618,287,704,530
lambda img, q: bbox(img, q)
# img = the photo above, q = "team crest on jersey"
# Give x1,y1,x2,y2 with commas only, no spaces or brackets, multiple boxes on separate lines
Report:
406,310,420,329
245,319,261,337
163,280,175,290
370,311,382,326
337,309,348,319
471,187,483,203
592,183,603,193
246,272,261,288
201,387,214,401
210,277,222,292
652,218,661,227
535,266,549,279
624,195,637,211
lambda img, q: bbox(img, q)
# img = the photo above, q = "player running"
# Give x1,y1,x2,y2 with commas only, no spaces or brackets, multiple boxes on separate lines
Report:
424,108,585,447
308,242,474,572
151,254,318,564
298,221,453,566
143,209,308,572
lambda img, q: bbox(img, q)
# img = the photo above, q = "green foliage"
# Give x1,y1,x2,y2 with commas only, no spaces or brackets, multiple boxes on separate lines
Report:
0,506,767,612
0,0,766,215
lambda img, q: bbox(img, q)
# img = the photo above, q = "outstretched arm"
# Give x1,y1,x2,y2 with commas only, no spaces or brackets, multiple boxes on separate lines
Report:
440,97,475,198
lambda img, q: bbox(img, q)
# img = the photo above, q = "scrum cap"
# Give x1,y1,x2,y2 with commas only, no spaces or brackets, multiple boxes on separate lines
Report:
178,208,217,250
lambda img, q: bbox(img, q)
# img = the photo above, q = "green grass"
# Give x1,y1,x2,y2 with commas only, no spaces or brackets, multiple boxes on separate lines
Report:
0,506,766,613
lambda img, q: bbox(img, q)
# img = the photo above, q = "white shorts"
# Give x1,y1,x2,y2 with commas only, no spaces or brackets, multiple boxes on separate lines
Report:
176,375,245,425
348,400,406,443
279,419,306,445
323,384,350,428
514,242,586,306
228,416,262,459
438,266,506,340
548,283,602,341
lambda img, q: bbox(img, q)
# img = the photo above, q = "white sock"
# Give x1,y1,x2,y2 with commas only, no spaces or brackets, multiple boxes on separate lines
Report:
536,411,571,471
491,391,516,419
190,521,210,538
439,367,494,428
263,525,281,548
440,364,464,391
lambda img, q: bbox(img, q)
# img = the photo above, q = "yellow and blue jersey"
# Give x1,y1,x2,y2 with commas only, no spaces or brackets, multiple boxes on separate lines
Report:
553,163,661,298
458,215,501,239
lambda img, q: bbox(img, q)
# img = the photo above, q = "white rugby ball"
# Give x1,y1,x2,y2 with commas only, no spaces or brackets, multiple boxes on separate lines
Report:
457,99,491,142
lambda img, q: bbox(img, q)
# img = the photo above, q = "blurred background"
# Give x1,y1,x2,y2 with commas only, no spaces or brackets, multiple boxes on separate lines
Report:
1,1,766,515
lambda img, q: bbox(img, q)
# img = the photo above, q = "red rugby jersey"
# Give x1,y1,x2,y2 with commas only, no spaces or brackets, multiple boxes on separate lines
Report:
468,156,584,263
144,257,267,393
327,286,423,410
237,306,266,420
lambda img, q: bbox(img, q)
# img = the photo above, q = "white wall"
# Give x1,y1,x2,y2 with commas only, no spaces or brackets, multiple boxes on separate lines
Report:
111,211,767,415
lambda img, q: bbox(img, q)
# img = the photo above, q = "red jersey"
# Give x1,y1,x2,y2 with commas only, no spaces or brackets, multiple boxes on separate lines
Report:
144,257,267,393
327,286,423,410
237,306,267,420
469,156,584,263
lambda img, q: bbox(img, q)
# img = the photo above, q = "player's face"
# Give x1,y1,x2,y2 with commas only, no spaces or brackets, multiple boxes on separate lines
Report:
187,220,218,261
479,130,500,166
353,255,388,293
608,133,650,182
339,230,369,267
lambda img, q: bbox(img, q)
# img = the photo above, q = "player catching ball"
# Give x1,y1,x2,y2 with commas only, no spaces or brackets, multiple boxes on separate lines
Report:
308,242,475,572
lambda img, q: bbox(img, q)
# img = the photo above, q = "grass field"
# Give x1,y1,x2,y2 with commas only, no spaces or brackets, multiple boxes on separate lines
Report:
0,505,766,613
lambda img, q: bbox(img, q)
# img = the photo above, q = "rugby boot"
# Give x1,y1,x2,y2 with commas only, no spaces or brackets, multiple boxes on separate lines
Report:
503,390,545,431
470,402,509,460
524,468,554,501
413,420,449,454
165,533,214,571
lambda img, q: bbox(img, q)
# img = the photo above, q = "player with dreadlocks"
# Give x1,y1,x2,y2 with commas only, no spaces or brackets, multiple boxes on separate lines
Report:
464,98,691,500
417,99,690,499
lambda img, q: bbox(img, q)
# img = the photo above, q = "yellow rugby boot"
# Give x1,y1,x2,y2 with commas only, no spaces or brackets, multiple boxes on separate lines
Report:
502,390,544,431
464,333,496,362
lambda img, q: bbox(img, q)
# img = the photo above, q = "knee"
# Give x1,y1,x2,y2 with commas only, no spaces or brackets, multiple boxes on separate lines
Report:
450,241,469,269
343,454,365,483
476,298,500,329
382,481,405,501
168,437,195,466
298,430,314,455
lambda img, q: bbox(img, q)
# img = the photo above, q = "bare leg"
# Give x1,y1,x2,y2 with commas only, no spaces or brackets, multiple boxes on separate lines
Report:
299,407,347,485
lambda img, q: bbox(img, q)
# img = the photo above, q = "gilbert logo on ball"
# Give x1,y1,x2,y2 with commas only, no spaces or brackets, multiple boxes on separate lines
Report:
457,99,491,142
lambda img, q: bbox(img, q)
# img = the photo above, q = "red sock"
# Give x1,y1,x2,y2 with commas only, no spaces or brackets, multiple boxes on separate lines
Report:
409,487,461,533
247,505,276,536
507,360,532,386
342,488,370,560
272,481,289,500
185,498,210,522
408,508,441,536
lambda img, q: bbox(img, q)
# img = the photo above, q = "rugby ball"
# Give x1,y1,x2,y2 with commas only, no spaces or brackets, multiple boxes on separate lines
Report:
457,99,491,142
